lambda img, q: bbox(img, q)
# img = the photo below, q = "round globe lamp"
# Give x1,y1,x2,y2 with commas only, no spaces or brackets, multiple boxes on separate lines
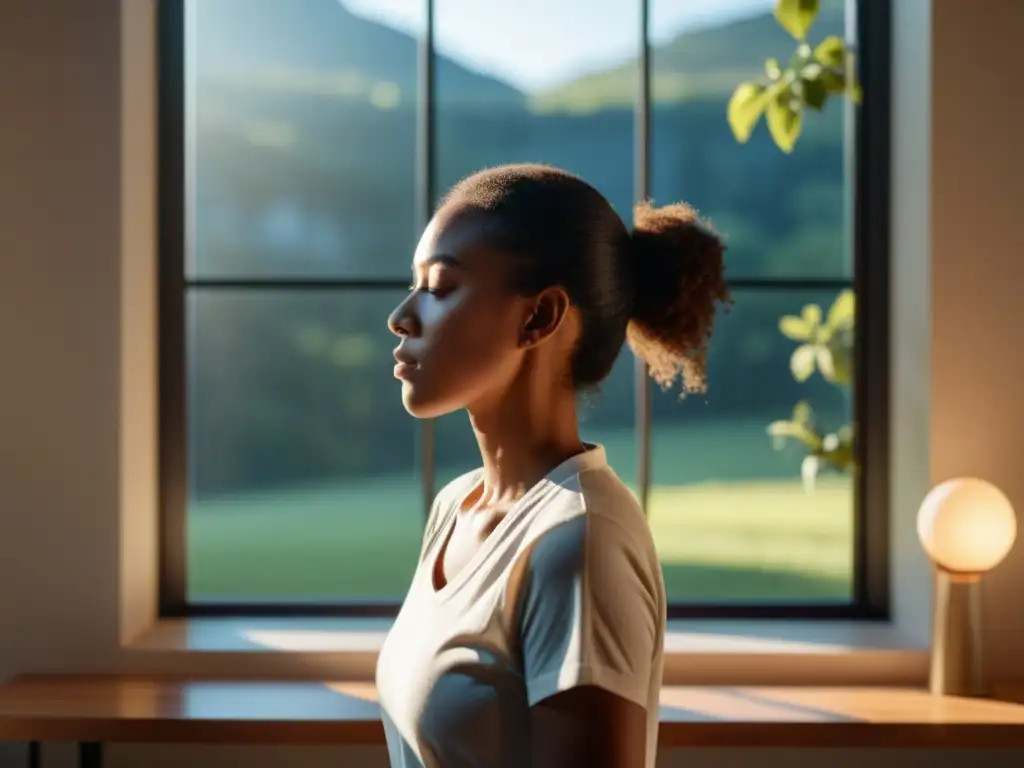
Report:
917,478,1017,696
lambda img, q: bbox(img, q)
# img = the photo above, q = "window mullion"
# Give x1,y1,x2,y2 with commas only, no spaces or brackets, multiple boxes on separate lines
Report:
634,0,652,515
417,0,437,522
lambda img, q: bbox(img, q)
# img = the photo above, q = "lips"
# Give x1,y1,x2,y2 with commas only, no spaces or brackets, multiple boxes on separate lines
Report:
393,347,418,380
393,347,417,367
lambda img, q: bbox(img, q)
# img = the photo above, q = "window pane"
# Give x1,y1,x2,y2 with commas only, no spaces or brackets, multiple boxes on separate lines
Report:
188,0,423,278
434,0,639,216
649,288,854,603
650,0,851,279
187,289,422,602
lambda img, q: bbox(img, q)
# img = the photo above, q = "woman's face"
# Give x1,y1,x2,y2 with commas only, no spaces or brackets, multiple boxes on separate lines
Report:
387,207,534,419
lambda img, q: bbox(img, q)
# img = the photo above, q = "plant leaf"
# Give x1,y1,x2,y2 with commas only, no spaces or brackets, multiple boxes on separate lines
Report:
801,74,828,111
766,413,821,450
794,60,827,111
815,344,836,380
827,339,854,386
790,344,816,382
800,303,822,329
820,68,847,93
765,90,802,153
792,399,814,426
727,82,769,143
779,314,812,340
767,419,804,439
774,0,820,40
822,429,855,471
826,288,856,330
813,35,846,68
767,421,819,450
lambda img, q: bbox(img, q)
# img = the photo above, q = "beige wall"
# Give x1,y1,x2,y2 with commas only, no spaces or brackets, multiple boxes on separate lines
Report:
930,0,1024,676
0,0,123,677
1,0,1022,765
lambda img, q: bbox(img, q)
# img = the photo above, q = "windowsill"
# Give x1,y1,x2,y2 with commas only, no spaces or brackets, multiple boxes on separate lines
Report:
125,617,929,686
4,675,1024,749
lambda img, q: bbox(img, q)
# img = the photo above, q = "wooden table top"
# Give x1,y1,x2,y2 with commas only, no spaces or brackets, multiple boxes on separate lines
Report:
1,676,1023,748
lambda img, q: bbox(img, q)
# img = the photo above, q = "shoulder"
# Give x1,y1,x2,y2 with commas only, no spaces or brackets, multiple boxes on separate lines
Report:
514,466,666,710
528,465,654,561
523,466,663,602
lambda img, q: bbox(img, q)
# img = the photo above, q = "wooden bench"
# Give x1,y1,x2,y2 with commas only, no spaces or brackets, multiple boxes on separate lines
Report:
2,676,1024,766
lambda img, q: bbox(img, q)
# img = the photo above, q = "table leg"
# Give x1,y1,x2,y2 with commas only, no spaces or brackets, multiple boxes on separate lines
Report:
27,742,40,768
79,742,103,768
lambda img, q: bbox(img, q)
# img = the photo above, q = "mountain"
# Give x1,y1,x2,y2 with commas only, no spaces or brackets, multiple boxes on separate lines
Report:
194,0,525,108
529,0,846,114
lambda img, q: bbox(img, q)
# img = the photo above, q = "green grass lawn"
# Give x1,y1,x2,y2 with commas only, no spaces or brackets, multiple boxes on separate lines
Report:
188,419,854,604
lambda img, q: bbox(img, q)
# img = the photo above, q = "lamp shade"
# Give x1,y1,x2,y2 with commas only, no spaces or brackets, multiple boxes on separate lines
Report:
917,478,1017,574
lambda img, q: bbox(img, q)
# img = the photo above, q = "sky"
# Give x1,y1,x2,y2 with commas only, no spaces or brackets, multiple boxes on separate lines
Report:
342,0,777,91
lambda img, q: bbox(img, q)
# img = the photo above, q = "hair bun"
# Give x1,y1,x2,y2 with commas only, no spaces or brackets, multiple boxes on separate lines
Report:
627,201,730,396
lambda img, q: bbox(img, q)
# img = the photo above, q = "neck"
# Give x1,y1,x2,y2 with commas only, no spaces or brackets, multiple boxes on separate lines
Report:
466,374,583,509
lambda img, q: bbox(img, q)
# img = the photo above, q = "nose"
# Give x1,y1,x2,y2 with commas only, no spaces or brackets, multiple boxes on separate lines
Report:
387,292,419,338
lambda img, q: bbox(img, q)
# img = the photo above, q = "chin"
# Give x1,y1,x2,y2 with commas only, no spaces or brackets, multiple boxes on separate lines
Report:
400,382,459,420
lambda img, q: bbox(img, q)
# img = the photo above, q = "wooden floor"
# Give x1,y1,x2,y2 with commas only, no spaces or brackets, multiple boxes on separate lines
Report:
0,676,1023,748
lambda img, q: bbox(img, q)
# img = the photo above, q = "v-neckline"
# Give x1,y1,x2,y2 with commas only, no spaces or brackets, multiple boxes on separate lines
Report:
427,471,537,601
426,443,606,601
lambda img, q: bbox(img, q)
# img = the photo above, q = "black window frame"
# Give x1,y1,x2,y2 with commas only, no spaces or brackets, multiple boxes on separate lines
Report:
157,0,892,620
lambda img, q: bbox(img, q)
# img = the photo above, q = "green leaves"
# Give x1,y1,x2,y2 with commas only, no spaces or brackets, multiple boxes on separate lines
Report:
779,315,810,341
779,303,822,341
813,35,845,67
728,78,800,149
775,0,820,41
768,401,821,451
790,344,817,382
801,427,855,490
827,288,855,329
727,82,769,143
778,291,855,385
809,35,861,105
767,401,855,491
767,290,857,490
726,3,860,153
765,91,802,153
743,1,862,488
800,74,828,112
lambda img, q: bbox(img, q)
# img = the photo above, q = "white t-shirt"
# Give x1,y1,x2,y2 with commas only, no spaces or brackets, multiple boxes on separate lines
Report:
376,444,666,768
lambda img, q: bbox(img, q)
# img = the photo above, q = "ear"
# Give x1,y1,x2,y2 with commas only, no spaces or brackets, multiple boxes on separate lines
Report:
520,287,570,349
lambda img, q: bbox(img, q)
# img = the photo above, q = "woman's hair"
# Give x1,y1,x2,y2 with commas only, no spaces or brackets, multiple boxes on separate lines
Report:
442,163,731,396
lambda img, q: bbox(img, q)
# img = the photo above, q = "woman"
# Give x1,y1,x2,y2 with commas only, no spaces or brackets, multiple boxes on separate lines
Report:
376,163,729,768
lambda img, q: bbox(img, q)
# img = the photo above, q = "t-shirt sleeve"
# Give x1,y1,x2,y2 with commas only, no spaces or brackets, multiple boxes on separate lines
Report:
515,512,662,709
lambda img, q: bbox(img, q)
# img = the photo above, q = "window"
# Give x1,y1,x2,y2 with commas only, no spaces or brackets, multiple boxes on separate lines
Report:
159,0,890,618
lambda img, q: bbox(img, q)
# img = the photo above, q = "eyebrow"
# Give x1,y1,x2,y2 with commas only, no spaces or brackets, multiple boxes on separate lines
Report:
419,254,464,270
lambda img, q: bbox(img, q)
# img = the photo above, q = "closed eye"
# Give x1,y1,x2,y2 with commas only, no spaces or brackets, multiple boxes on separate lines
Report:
409,282,450,297
410,259,460,296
